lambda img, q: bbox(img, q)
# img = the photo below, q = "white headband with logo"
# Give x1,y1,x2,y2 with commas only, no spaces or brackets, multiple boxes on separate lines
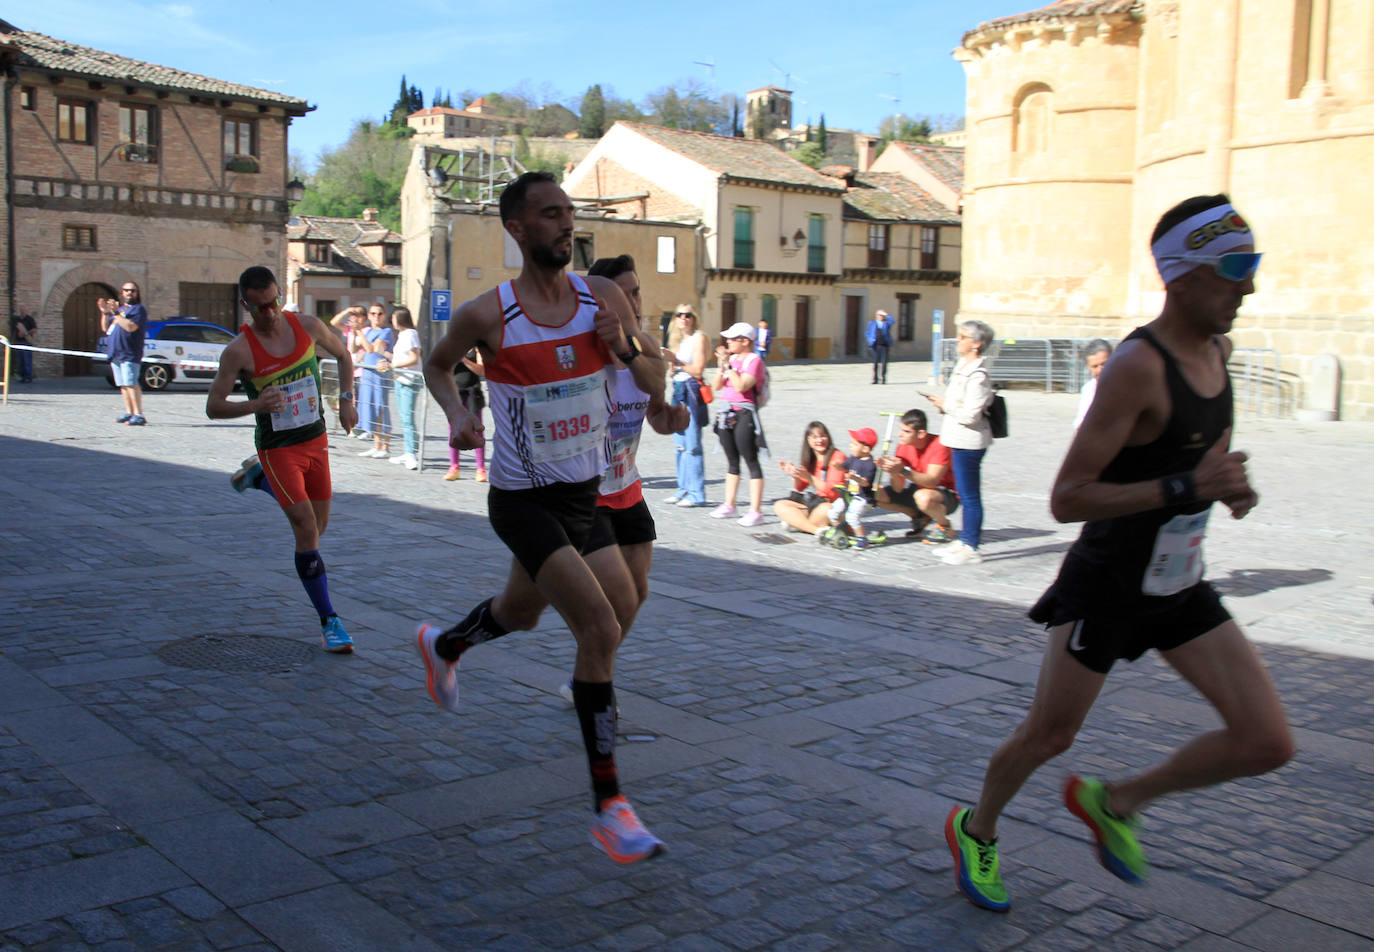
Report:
1151,203,1253,284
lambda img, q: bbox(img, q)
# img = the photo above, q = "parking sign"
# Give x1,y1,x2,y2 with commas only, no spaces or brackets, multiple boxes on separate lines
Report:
430,289,452,323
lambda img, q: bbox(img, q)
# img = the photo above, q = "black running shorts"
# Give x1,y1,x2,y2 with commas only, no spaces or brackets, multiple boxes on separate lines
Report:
488,476,600,580
885,484,959,517
583,499,657,555
1029,555,1232,674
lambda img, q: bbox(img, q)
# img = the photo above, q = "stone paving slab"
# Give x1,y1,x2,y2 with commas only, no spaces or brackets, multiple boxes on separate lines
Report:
1,366,1372,950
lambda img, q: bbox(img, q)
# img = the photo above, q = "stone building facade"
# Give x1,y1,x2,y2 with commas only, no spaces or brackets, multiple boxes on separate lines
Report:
956,0,1374,418
0,21,309,377
285,210,401,320
399,143,700,350
562,122,961,362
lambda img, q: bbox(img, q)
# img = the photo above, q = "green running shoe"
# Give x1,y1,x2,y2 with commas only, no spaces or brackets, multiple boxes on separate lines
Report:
1064,775,1147,884
945,806,1010,912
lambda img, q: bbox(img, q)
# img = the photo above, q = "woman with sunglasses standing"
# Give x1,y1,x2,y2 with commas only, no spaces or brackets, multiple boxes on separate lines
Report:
356,304,395,459
666,305,709,507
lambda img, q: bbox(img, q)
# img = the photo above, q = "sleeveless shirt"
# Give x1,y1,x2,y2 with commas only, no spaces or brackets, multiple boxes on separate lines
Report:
240,311,325,451
599,367,651,509
484,274,614,490
1068,326,1233,597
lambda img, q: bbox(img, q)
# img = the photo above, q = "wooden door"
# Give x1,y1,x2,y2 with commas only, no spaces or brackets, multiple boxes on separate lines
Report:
720,294,736,333
179,282,239,331
794,298,811,359
62,282,115,376
844,296,862,356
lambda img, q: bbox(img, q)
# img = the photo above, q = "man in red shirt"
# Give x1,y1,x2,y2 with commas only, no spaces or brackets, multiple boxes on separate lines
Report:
876,408,959,543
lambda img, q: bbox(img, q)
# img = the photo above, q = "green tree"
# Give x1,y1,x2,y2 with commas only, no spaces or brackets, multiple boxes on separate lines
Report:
817,115,828,152
791,142,826,168
579,84,606,138
878,114,937,150
604,89,644,125
295,120,411,230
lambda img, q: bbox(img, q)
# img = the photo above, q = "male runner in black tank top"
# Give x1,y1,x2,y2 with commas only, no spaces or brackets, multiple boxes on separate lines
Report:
945,195,1294,912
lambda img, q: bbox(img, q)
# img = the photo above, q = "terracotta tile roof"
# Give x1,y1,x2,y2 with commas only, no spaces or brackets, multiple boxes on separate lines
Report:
843,172,961,225
0,24,310,111
617,122,844,192
886,142,965,194
965,0,1142,40
408,106,510,122
288,216,400,276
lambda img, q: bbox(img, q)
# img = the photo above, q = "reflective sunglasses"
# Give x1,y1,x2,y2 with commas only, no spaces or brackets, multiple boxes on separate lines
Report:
1161,251,1262,282
241,295,282,316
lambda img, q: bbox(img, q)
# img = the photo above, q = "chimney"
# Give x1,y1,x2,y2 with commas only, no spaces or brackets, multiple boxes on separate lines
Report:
857,137,878,173
361,207,378,223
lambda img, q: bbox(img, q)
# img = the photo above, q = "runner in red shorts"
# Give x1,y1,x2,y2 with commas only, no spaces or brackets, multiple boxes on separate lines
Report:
207,266,358,653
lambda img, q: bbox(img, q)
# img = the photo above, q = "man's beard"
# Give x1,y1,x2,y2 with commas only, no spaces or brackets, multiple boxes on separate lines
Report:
529,242,571,269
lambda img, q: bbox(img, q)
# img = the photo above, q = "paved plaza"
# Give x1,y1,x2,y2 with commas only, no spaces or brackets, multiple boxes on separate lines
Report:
1,361,1371,952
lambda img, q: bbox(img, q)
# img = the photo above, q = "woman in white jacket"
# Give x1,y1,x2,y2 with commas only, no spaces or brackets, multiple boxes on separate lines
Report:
927,320,995,564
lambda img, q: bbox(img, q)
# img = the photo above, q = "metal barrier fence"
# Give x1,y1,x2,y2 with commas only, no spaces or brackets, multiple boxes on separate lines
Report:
318,357,438,470
938,337,1119,392
1228,347,1294,418
937,337,1294,418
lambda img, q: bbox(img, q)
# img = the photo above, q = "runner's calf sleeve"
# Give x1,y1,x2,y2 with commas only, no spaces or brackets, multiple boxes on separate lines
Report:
293,550,336,623
572,679,620,810
436,597,508,660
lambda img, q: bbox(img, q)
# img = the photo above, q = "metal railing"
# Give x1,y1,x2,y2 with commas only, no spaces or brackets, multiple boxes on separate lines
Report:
939,337,1117,391
936,337,1294,418
319,358,438,469
1228,347,1294,418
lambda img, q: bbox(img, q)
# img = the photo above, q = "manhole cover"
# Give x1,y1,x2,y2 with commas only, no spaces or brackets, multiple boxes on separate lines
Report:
751,533,797,545
156,634,317,672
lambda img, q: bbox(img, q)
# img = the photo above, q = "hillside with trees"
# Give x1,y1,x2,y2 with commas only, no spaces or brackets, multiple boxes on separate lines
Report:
292,76,961,227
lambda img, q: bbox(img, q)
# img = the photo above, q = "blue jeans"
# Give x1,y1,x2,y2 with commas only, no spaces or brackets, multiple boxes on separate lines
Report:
950,447,986,549
671,378,706,504
871,343,890,382
396,380,421,456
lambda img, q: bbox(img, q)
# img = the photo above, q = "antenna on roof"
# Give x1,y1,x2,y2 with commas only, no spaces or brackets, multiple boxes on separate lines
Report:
768,59,805,89
693,57,716,91
879,71,903,129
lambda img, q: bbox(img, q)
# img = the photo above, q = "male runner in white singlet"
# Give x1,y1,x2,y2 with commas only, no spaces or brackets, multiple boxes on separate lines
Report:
416,173,670,864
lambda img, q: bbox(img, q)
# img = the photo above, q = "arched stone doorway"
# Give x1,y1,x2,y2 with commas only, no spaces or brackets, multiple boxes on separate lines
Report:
62,282,115,376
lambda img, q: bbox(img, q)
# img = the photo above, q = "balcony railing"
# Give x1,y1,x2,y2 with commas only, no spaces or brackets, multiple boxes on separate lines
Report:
807,245,826,273
118,142,158,164
225,154,260,174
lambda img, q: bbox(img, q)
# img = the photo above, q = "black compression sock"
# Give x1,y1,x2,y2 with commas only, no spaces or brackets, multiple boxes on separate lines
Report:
572,679,619,810
436,597,508,660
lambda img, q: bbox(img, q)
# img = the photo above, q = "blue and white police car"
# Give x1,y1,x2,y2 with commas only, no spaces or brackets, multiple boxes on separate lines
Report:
100,318,237,391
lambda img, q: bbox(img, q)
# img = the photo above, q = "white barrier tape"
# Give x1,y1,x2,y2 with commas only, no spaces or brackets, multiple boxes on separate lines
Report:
3,342,107,359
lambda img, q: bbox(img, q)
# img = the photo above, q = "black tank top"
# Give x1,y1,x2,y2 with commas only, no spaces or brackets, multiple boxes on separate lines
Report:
1068,326,1232,583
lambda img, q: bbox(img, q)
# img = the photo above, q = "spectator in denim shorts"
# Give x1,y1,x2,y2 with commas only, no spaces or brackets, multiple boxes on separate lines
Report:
100,282,148,425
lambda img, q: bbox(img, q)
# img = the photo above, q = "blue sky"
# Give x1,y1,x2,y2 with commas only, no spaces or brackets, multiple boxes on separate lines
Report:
15,0,1027,170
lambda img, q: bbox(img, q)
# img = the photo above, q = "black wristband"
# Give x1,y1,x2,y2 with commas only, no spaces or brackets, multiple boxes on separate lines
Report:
1160,472,1197,506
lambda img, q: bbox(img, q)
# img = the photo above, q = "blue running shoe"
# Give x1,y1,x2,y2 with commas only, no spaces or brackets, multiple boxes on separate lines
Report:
115,414,133,423
230,456,263,494
591,795,665,865
321,616,353,654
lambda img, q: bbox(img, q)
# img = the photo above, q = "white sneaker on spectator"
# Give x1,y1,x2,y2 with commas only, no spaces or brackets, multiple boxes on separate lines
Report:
939,541,983,565
401,453,419,470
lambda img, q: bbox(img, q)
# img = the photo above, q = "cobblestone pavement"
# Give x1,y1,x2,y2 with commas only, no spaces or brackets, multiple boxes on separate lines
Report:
1,363,1371,951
